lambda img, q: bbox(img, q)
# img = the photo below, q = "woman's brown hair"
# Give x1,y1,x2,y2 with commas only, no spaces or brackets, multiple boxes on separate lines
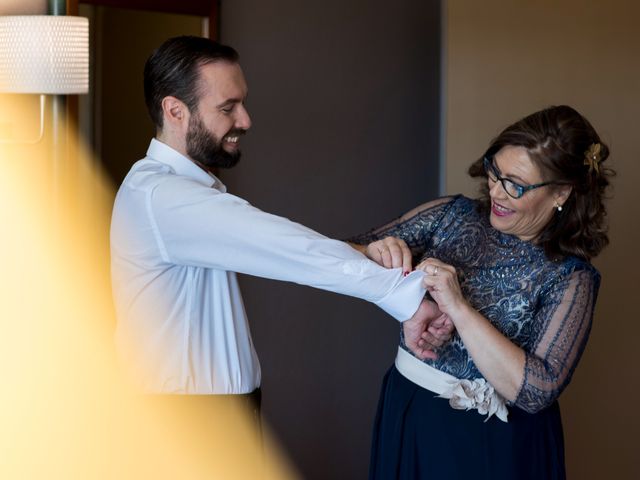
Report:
468,105,614,260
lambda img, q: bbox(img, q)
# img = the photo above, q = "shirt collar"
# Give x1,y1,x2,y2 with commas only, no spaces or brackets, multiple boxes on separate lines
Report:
146,138,227,192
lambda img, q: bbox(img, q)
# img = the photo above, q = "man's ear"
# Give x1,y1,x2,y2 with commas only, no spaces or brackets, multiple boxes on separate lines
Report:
161,96,188,126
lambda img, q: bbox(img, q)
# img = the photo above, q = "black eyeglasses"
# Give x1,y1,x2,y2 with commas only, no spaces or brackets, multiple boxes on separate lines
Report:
483,156,565,199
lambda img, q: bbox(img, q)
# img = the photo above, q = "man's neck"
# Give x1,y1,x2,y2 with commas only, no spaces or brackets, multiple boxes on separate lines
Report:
156,130,188,159
154,134,218,176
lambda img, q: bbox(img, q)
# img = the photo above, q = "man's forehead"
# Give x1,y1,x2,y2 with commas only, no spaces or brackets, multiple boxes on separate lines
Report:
197,61,248,94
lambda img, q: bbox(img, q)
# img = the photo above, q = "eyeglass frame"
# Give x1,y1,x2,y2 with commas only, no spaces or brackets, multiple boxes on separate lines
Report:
482,156,569,199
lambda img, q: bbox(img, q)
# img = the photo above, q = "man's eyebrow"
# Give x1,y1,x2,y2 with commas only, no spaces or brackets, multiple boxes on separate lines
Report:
216,94,248,108
216,98,242,108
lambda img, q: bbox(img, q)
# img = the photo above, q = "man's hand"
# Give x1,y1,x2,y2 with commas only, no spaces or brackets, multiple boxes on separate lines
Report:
403,299,454,360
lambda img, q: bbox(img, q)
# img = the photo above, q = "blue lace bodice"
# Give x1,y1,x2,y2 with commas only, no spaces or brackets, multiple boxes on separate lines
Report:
351,195,600,413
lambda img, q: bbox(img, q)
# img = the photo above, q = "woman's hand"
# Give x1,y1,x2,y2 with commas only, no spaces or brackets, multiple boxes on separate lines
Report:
364,236,412,274
417,258,527,402
416,258,468,319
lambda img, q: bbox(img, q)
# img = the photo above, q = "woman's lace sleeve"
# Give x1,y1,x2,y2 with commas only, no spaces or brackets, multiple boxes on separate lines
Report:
347,196,455,258
514,267,600,413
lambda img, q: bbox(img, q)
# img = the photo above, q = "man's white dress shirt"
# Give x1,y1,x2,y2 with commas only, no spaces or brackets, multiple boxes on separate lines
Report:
111,139,426,394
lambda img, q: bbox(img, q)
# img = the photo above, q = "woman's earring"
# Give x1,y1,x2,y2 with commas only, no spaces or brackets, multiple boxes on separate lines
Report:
555,202,563,212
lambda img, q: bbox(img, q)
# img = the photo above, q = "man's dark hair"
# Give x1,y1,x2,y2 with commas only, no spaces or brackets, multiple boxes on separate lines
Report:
143,36,239,130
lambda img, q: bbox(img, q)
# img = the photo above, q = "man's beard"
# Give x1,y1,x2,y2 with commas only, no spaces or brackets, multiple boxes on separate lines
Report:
186,112,243,169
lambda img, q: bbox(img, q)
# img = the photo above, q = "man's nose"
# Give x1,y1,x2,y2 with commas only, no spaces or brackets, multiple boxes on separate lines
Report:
235,104,251,130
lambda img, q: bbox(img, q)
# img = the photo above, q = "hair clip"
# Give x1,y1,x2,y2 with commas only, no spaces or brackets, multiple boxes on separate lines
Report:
584,143,602,174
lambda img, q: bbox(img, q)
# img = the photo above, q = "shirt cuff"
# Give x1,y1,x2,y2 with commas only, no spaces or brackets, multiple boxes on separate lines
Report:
373,270,426,321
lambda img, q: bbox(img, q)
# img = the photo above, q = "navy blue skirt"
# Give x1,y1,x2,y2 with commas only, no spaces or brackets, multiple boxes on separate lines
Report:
369,366,566,480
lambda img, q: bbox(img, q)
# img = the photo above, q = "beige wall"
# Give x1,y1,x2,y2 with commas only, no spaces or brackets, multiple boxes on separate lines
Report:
445,1,640,478
0,0,46,15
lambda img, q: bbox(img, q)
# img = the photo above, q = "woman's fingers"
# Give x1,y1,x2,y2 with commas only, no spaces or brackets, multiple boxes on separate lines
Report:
366,241,384,265
417,257,454,276
379,247,392,268
368,237,413,273
382,237,411,271
417,259,466,318
401,244,413,273
386,241,404,269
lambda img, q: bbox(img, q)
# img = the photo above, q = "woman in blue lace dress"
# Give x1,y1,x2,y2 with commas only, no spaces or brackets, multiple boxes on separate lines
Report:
351,105,614,479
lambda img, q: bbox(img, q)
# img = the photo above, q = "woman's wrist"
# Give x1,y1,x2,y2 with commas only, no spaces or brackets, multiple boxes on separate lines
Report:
447,299,475,331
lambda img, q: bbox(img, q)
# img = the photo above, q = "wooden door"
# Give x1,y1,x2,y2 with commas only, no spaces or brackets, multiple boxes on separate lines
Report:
69,0,219,39
68,0,219,185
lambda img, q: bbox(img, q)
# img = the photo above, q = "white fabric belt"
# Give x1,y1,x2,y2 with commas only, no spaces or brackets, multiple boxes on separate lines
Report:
395,347,509,422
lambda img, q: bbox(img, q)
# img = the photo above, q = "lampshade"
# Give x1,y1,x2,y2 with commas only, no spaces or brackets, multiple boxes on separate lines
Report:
0,15,89,94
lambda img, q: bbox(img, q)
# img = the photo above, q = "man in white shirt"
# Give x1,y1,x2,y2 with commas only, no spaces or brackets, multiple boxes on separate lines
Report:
111,36,450,405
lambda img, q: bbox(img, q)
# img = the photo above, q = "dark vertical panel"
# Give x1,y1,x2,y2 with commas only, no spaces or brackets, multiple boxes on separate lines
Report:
96,7,202,186
219,1,441,478
208,0,219,39
80,0,212,16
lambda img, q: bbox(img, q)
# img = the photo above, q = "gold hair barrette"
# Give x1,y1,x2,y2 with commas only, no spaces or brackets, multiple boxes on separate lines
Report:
584,143,602,174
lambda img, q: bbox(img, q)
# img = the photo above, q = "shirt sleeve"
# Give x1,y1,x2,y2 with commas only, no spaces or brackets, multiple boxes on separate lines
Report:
347,196,456,262
147,176,427,321
513,267,599,413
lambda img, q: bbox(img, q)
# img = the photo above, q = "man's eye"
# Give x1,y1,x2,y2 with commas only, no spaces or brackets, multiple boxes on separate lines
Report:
221,107,233,114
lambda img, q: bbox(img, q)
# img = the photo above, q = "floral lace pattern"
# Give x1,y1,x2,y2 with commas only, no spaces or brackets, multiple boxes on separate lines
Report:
350,195,600,413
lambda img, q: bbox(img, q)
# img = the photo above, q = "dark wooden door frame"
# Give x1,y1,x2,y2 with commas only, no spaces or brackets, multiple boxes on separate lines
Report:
63,0,219,182
68,0,220,39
